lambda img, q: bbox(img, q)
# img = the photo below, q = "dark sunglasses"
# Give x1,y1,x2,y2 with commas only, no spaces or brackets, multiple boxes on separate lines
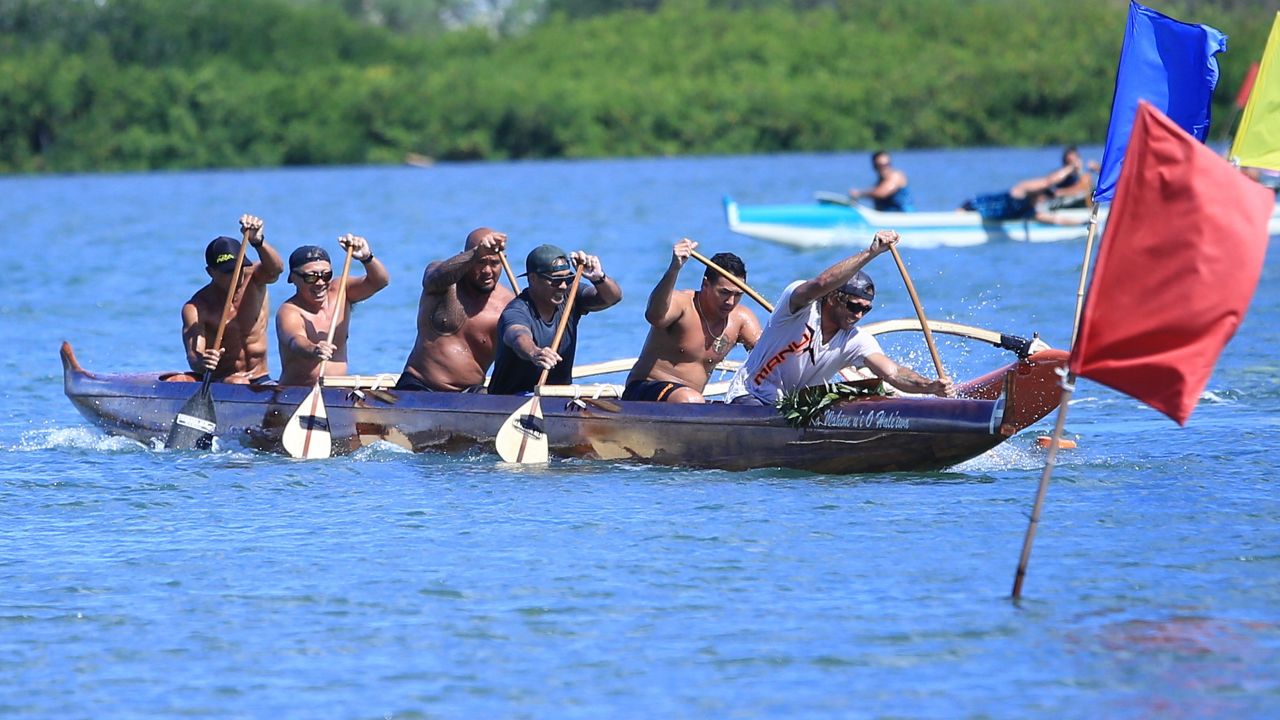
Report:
844,299,873,315
538,273,573,287
295,269,333,285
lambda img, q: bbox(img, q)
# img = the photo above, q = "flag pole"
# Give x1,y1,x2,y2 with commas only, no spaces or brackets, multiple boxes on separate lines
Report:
1012,371,1076,600
1217,107,1244,157
1070,204,1103,347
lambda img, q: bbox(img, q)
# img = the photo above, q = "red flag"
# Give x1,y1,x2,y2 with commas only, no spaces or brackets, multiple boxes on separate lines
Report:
1235,61,1260,109
1070,101,1274,425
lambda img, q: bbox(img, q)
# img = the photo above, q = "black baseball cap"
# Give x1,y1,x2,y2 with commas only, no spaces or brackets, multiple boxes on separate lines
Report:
205,236,253,272
838,271,875,301
289,245,330,271
520,244,572,278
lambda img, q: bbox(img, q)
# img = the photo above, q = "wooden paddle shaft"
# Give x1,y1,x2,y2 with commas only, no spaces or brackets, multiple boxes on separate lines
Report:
888,244,947,380
690,249,774,313
315,243,356,380
498,250,520,293
208,228,254,361
292,242,355,459
534,264,586,387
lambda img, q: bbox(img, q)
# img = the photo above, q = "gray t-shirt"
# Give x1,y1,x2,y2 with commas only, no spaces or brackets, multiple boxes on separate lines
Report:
488,286,592,395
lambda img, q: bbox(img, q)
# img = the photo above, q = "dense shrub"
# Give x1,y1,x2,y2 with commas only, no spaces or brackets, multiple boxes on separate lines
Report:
0,0,1268,172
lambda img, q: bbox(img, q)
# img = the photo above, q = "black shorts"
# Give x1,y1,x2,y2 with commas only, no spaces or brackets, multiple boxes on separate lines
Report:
622,379,692,402
181,373,275,385
394,373,485,393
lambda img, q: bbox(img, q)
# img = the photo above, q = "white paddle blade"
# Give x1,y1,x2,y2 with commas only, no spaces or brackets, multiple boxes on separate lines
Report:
281,385,332,459
495,397,548,464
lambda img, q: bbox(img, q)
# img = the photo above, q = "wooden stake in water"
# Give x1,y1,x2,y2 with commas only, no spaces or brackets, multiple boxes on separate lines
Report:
1012,370,1076,600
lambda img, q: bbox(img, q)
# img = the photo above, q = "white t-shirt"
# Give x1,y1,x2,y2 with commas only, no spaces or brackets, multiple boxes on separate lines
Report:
725,281,883,404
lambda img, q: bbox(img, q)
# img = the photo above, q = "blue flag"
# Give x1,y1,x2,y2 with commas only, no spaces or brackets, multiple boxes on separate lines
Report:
1094,1,1227,202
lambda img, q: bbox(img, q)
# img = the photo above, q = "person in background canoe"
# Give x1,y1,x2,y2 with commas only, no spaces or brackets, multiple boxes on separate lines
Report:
622,239,763,402
395,227,516,392
1009,145,1096,210
848,150,915,212
487,244,622,395
276,235,390,386
725,230,952,406
181,214,284,384
960,146,1096,225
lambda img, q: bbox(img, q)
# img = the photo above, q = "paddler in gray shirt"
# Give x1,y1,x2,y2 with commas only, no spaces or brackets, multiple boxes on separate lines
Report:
487,244,622,395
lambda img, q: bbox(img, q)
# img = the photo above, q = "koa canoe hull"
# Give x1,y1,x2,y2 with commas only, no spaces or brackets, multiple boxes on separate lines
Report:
61,341,1068,474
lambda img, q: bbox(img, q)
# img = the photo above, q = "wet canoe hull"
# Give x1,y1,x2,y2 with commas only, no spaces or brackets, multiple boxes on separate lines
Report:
61,342,1069,473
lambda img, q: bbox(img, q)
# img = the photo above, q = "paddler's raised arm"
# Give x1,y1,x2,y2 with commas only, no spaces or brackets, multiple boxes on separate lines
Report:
337,233,390,303
424,229,506,294
240,214,284,284
788,230,898,314
644,239,695,326
571,250,621,311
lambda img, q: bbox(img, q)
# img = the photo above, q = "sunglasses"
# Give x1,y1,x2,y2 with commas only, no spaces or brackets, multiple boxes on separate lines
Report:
844,299,873,315
295,269,333,285
538,273,573,287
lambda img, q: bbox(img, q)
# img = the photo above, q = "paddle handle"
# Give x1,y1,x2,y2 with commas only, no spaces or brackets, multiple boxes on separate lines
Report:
498,250,520,293
888,245,947,380
203,227,254,381
316,242,357,379
690,249,774,313
534,264,586,388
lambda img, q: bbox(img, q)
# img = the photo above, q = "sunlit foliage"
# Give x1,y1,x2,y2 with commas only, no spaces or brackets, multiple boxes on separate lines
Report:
0,0,1268,172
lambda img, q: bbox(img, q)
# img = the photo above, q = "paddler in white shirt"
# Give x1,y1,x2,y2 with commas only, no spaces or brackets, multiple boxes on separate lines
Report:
725,230,953,405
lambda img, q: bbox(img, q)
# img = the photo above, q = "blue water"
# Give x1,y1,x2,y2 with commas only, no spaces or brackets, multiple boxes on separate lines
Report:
3,148,1279,717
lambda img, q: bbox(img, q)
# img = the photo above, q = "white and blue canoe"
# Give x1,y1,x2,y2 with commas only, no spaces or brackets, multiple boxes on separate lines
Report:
725,191,1280,249
724,192,1101,249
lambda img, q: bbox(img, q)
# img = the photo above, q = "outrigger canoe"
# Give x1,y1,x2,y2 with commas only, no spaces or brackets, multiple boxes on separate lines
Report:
727,192,1280,250
62,320,1069,474
724,193,1102,249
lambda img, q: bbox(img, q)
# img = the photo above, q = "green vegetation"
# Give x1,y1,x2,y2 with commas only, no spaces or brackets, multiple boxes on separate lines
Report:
0,0,1269,172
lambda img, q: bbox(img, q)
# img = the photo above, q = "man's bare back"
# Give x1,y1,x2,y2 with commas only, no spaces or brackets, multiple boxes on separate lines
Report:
398,228,515,392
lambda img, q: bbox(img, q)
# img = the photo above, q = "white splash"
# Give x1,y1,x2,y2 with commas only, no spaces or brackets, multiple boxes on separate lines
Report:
9,426,143,452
